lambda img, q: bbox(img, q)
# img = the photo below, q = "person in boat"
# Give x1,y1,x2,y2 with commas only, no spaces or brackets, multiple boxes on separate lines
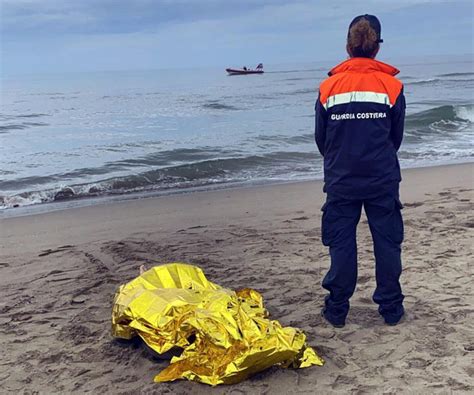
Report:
243,66,248,71
315,14,406,328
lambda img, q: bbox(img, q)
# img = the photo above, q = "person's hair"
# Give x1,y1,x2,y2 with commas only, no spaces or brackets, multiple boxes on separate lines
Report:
347,18,379,58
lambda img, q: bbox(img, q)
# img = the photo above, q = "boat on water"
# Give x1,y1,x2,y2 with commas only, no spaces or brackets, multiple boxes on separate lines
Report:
226,63,264,75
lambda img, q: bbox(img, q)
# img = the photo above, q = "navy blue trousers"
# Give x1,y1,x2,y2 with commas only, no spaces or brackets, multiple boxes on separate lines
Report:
321,192,405,325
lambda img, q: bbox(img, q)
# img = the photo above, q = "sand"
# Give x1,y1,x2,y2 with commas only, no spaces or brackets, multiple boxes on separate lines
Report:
1,163,473,394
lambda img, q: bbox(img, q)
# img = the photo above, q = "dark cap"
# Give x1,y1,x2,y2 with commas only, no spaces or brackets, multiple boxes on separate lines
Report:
348,14,383,43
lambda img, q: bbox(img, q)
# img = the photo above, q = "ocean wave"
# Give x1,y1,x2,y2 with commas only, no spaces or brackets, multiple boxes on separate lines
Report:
406,104,473,126
0,122,49,133
202,101,240,110
250,133,313,145
0,170,15,176
0,124,29,132
405,76,474,86
16,113,50,118
405,78,440,86
28,92,64,96
0,147,238,191
404,104,473,141
455,105,474,123
283,77,316,82
0,151,319,209
437,72,474,77
282,88,315,96
49,96,78,100
112,148,229,168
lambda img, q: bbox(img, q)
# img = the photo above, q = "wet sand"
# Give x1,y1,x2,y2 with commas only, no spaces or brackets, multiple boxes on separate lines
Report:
1,163,473,394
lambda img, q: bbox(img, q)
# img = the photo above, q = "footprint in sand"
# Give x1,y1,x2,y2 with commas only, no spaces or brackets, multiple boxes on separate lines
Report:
38,245,74,257
404,202,424,208
407,357,433,369
291,216,310,221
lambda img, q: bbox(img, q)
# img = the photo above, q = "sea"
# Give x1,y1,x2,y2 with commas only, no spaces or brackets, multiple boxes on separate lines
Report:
1,55,473,216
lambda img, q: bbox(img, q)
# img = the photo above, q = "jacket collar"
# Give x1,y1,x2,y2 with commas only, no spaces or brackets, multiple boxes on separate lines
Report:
328,58,399,76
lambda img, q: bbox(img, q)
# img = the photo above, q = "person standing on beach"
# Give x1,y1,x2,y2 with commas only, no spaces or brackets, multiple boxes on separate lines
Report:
315,15,406,328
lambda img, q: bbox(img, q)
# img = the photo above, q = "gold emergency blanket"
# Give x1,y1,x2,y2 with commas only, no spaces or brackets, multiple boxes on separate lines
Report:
112,263,324,385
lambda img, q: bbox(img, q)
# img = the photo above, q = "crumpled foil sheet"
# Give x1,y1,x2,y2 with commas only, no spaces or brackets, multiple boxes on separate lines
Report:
112,263,324,385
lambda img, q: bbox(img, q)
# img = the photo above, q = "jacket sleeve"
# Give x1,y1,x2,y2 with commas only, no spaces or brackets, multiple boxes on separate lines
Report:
315,93,328,156
390,87,406,151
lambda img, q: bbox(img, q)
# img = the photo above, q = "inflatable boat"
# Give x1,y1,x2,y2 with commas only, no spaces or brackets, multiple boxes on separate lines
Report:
226,63,264,75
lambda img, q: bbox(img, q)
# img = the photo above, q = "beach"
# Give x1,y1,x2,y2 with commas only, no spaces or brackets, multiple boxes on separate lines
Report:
0,162,473,393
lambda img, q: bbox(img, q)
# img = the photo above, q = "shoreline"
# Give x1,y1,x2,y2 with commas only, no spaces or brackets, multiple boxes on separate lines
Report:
1,162,473,393
1,161,473,220
1,163,472,257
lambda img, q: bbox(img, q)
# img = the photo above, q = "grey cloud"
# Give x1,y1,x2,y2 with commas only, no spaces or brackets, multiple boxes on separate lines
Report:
1,0,444,38
0,0,293,37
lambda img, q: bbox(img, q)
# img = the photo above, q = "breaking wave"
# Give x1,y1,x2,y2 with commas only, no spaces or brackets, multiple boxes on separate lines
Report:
0,152,320,209
406,104,473,127
404,104,473,143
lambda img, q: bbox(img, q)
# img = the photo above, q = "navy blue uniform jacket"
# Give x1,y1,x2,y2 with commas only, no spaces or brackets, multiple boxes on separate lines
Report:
315,57,406,199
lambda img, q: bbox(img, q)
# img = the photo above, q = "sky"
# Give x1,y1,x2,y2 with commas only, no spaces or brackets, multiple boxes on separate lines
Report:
1,0,473,75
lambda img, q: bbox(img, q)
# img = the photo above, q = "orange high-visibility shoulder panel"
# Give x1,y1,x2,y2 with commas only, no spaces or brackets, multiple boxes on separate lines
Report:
319,58,403,107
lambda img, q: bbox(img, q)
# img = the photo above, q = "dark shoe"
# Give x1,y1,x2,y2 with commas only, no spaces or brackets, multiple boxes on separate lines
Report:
384,313,405,326
321,308,345,328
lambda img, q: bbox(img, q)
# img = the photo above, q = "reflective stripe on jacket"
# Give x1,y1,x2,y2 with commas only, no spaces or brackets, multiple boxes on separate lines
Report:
315,57,406,199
